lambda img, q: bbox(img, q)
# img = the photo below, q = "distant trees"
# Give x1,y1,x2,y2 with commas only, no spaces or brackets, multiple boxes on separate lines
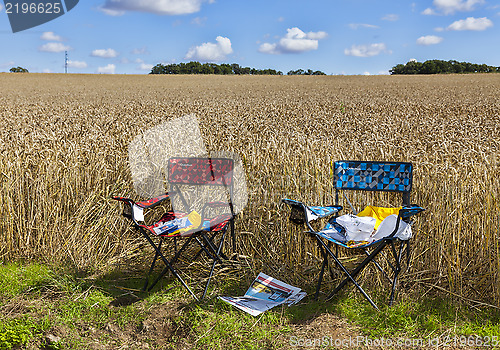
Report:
390,60,500,75
287,69,326,75
10,66,29,73
150,62,282,75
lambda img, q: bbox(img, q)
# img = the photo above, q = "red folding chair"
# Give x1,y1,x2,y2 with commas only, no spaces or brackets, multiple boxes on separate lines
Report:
113,157,237,300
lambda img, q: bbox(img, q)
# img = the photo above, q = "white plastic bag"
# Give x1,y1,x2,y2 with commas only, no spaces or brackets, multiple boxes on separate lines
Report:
371,214,412,241
336,214,376,242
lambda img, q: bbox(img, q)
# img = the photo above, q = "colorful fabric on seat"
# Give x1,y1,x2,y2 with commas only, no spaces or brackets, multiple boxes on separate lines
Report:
145,211,232,238
317,212,412,249
149,210,201,237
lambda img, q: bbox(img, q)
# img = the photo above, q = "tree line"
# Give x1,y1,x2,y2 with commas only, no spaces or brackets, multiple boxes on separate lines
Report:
287,69,326,75
150,62,282,75
10,67,29,73
390,60,500,75
149,61,326,76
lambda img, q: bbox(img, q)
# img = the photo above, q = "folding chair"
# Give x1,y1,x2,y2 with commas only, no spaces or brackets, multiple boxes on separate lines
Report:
282,160,425,309
113,156,238,301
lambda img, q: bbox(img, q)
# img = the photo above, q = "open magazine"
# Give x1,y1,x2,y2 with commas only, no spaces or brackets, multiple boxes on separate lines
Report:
219,272,307,316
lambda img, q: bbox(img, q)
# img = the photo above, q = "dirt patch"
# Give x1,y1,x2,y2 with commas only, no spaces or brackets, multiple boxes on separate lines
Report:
281,313,365,349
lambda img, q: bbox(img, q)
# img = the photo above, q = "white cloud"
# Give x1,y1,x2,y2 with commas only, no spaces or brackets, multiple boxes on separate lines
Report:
258,43,279,55
97,64,116,74
423,0,484,15
344,43,390,57
259,27,328,55
382,14,399,21
422,8,437,15
349,23,379,29
42,69,53,73
138,63,154,71
41,32,63,41
67,60,88,69
131,47,149,55
447,17,493,30
185,36,233,61
39,42,71,53
91,48,119,58
416,35,444,45
100,0,208,16
99,7,125,16
191,16,206,25
363,71,371,75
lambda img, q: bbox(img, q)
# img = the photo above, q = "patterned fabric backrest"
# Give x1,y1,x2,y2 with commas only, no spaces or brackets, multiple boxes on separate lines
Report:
333,161,413,193
168,158,234,186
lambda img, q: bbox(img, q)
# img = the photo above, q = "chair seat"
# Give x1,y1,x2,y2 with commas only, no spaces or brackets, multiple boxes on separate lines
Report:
316,212,413,249
144,212,232,237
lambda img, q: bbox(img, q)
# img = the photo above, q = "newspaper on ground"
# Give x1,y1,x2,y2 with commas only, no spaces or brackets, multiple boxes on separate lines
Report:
219,272,307,316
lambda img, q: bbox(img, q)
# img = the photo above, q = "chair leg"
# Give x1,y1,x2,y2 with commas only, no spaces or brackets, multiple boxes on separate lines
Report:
231,218,236,254
388,241,405,306
406,241,411,270
143,239,163,291
317,236,379,310
140,229,198,301
202,229,227,300
363,248,391,283
192,231,229,261
315,243,329,300
146,235,195,291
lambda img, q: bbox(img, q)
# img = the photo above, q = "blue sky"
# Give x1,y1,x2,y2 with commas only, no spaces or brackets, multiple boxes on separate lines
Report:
0,0,498,75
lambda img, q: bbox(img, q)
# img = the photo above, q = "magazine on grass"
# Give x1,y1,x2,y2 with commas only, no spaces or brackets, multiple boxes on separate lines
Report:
219,272,307,316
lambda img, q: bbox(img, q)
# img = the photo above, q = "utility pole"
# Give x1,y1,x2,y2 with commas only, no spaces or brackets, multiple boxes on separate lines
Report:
65,51,68,73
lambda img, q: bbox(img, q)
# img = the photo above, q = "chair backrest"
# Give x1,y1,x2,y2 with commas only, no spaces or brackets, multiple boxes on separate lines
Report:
333,160,413,206
168,157,234,187
167,157,235,216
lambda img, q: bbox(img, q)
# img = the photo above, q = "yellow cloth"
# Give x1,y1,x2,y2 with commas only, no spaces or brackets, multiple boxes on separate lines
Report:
357,206,401,230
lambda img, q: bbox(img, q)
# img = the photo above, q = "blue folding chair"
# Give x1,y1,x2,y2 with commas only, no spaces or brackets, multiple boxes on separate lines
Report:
283,160,425,309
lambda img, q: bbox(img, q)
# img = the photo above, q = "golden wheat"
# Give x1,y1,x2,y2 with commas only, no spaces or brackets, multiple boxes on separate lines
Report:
0,73,499,303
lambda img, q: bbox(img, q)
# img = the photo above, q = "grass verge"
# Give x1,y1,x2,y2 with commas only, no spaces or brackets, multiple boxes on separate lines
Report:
1,262,500,349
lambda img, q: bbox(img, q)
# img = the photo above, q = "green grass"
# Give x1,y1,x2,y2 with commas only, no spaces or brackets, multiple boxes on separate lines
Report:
0,316,50,350
0,262,53,297
333,290,500,342
2,262,500,349
184,300,291,349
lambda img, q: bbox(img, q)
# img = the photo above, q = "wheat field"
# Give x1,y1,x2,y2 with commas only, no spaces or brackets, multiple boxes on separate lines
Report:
0,73,499,303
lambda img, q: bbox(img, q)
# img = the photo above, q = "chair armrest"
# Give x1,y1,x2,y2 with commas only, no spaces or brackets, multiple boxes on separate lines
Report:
383,205,424,240
135,193,171,209
400,205,425,219
282,198,342,225
111,196,134,204
111,193,171,223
